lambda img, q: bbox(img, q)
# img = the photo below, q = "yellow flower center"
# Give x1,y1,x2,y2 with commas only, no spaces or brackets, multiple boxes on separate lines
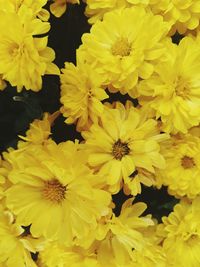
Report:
112,139,130,160
9,43,25,58
111,37,132,57
174,77,190,99
42,179,66,204
181,156,195,169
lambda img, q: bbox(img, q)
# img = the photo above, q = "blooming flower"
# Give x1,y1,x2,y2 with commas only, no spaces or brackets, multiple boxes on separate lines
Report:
60,61,108,131
158,197,200,267
150,0,200,34
0,10,59,92
82,102,166,192
138,36,200,133
80,7,169,96
5,140,111,245
156,133,200,199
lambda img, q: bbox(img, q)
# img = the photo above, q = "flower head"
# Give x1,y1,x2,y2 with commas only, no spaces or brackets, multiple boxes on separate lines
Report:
5,140,111,245
138,37,200,133
60,61,108,131
158,197,200,267
150,0,200,34
0,10,59,92
82,102,166,192
80,7,169,95
156,133,200,199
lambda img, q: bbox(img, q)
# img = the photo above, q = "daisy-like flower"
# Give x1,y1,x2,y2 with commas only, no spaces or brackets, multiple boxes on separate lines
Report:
80,7,169,96
5,140,111,245
50,0,80,17
0,10,59,92
95,199,154,266
60,61,108,131
158,197,200,267
0,208,37,267
150,0,200,34
157,133,200,199
82,102,166,191
18,111,60,146
138,36,200,134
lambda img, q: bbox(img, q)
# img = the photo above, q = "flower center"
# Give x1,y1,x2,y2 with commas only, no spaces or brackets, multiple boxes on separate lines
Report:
111,37,131,57
181,156,195,169
112,139,130,160
42,179,66,204
9,43,25,58
174,77,190,100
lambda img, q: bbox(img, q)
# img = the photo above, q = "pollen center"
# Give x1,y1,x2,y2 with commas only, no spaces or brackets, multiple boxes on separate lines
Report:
112,139,130,160
42,179,66,204
174,77,190,100
181,156,195,169
111,37,131,57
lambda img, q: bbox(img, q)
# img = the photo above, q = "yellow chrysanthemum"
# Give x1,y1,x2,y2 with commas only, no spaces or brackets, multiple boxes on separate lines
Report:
82,102,166,192
0,0,50,21
158,197,200,267
95,199,154,266
50,0,80,17
138,36,200,134
60,61,108,131
157,133,200,199
80,7,169,95
0,10,59,92
150,0,200,34
0,208,37,267
18,111,60,146
5,140,111,245
85,0,150,24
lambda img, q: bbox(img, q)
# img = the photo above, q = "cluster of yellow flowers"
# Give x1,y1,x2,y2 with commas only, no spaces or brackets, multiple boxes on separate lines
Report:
1,0,200,266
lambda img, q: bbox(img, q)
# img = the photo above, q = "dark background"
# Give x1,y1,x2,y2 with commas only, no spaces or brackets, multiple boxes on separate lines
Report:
0,2,178,220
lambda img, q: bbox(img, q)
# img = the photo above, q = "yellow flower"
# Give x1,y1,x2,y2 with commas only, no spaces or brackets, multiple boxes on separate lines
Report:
80,7,169,95
95,199,154,266
5,140,111,245
150,0,200,34
18,111,60,146
138,36,200,134
158,197,200,267
0,10,59,92
82,101,166,192
85,0,150,24
156,133,200,199
60,61,108,131
0,0,50,21
50,0,80,17
0,208,37,267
